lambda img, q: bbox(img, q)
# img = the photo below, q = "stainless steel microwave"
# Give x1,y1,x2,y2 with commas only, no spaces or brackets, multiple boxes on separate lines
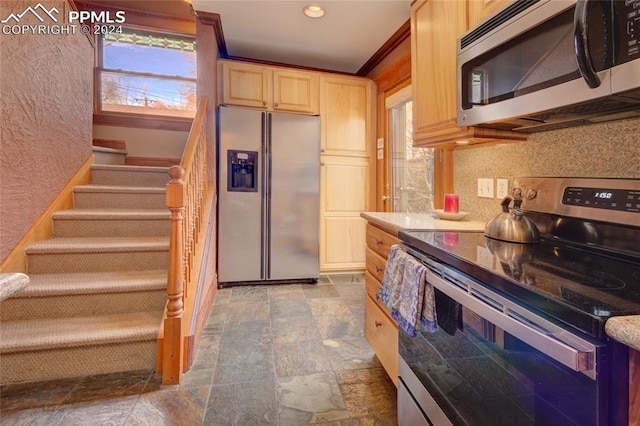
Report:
457,0,640,132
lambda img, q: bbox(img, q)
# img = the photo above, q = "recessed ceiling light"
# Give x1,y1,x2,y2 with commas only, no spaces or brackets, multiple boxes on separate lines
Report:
303,5,325,18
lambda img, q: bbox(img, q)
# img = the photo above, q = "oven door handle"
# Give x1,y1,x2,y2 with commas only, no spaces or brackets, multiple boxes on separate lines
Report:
427,270,596,378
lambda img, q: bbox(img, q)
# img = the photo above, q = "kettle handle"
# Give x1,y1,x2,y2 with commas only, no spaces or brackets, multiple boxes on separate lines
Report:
500,196,513,213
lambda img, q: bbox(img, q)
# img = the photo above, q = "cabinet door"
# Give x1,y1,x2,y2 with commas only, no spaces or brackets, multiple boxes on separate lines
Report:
411,0,467,142
273,69,319,114
320,76,373,157
468,0,511,27
320,156,371,271
220,61,270,109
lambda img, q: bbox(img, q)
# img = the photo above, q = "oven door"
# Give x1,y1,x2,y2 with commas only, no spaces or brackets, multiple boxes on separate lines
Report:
398,254,614,425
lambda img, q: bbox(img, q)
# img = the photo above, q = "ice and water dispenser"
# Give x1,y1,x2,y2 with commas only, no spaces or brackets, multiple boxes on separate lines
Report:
227,150,258,192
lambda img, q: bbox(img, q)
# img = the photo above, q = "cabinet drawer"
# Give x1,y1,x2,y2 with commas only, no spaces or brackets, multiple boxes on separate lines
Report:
365,272,394,319
366,247,386,282
365,294,398,386
366,223,400,259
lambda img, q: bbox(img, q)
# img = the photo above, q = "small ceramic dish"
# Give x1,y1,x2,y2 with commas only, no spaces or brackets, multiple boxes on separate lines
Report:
433,209,470,221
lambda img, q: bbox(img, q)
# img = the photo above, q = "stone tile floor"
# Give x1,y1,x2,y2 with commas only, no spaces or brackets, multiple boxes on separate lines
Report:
0,274,397,425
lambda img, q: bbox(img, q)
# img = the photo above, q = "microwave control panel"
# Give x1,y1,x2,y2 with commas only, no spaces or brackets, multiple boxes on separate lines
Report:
618,0,640,61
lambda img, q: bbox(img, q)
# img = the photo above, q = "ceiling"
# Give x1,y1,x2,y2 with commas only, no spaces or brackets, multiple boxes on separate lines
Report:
191,1,411,74
84,0,411,75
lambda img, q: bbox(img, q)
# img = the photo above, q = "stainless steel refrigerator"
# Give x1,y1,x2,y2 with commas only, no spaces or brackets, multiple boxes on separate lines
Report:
217,105,320,285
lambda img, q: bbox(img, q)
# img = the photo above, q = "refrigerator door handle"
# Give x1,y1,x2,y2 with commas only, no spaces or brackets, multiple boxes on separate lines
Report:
260,111,267,280
265,112,273,279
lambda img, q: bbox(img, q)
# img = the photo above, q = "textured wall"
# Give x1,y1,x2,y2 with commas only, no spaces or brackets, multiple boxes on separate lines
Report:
453,118,640,221
0,0,93,261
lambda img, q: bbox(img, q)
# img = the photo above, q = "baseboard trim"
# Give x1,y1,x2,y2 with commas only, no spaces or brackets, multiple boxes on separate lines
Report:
0,156,94,273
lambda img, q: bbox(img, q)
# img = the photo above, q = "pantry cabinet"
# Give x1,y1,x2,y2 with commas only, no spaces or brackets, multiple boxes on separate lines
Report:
219,60,319,114
364,222,399,385
320,75,375,272
320,156,371,272
410,0,526,147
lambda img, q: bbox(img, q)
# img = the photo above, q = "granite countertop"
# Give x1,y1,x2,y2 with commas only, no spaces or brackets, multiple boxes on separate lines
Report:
361,212,485,235
0,273,29,301
605,317,640,352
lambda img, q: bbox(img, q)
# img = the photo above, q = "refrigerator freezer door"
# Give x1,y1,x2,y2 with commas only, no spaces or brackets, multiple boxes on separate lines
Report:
268,112,320,280
218,106,265,283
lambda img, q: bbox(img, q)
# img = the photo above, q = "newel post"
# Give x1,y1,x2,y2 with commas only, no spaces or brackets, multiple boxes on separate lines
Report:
163,165,185,384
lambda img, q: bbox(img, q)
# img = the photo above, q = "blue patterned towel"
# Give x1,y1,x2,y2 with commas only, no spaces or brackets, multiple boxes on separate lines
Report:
378,244,406,310
378,245,435,336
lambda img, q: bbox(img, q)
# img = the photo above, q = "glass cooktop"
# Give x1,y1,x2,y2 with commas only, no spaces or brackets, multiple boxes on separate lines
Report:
399,230,640,339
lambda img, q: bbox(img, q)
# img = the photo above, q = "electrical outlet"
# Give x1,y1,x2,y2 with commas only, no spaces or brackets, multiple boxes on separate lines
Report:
496,179,509,199
477,178,494,198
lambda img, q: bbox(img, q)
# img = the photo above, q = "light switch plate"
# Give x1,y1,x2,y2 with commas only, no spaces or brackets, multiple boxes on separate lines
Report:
496,179,509,199
478,178,494,198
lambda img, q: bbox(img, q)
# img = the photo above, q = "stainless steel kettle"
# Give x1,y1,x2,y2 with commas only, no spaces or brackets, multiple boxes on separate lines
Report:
484,196,540,243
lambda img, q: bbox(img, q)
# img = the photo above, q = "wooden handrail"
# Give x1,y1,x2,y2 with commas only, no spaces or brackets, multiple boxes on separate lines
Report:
162,97,209,385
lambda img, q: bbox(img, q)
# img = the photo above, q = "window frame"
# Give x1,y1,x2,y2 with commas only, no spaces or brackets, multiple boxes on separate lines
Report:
94,24,197,131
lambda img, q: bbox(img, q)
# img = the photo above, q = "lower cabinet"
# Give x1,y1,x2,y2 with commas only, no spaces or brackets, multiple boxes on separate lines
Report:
363,222,399,386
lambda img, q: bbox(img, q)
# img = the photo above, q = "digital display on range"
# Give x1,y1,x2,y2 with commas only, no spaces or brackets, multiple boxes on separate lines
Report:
563,187,640,212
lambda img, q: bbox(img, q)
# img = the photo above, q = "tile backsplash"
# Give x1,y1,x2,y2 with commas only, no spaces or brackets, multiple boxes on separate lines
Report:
453,117,640,222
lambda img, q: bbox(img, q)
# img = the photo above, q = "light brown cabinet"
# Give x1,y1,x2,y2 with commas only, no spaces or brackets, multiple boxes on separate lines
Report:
364,222,399,385
410,0,526,147
468,0,511,26
320,76,373,157
319,75,374,272
320,156,371,272
219,60,319,114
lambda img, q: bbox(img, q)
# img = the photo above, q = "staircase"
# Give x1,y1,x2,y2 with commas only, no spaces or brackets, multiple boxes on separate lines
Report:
0,153,171,384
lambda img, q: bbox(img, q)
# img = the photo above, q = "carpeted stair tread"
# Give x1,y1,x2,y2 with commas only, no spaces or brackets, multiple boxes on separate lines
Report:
25,237,169,255
0,312,162,354
53,209,170,220
11,270,167,297
74,185,166,194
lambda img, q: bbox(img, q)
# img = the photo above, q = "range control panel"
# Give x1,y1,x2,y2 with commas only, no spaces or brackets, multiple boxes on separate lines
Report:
563,187,640,212
512,177,640,228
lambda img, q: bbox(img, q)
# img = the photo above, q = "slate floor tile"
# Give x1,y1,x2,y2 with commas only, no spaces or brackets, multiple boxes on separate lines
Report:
273,340,333,378
277,373,350,424
204,379,278,425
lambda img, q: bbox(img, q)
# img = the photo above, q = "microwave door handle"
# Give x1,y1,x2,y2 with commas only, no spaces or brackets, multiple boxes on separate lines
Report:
574,0,601,88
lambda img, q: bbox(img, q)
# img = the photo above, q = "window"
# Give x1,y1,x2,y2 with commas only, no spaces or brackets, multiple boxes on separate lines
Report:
97,28,196,118
388,91,434,213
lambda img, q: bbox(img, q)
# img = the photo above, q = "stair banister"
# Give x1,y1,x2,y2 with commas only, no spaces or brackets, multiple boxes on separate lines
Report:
162,97,209,385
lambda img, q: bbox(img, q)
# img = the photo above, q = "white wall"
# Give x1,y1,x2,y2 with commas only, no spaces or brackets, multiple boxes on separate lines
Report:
93,125,188,159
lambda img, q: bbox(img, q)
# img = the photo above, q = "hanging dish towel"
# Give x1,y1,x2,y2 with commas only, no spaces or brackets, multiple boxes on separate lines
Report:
392,254,428,336
378,245,435,336
378,244,407,310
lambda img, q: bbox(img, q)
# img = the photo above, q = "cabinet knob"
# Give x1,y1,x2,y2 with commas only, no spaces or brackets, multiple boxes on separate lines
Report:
274,102,279,107
375,320,382,328
320,162,325,166
263,100,267,106
375,294,380,300
375,266,382,273
375,239,383,246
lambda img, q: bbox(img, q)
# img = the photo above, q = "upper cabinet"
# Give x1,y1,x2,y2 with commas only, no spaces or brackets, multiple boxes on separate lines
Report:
320,76,374,157
411,0,526,147
219,60,319,114
468,0,511,27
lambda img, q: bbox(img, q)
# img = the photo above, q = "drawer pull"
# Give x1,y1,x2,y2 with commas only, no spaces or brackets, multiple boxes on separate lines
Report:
375,294,380,300
375,320,382,328
375,266,383,273
375,239,383,246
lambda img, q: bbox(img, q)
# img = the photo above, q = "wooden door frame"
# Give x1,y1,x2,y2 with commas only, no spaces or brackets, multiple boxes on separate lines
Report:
373,53,453,212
